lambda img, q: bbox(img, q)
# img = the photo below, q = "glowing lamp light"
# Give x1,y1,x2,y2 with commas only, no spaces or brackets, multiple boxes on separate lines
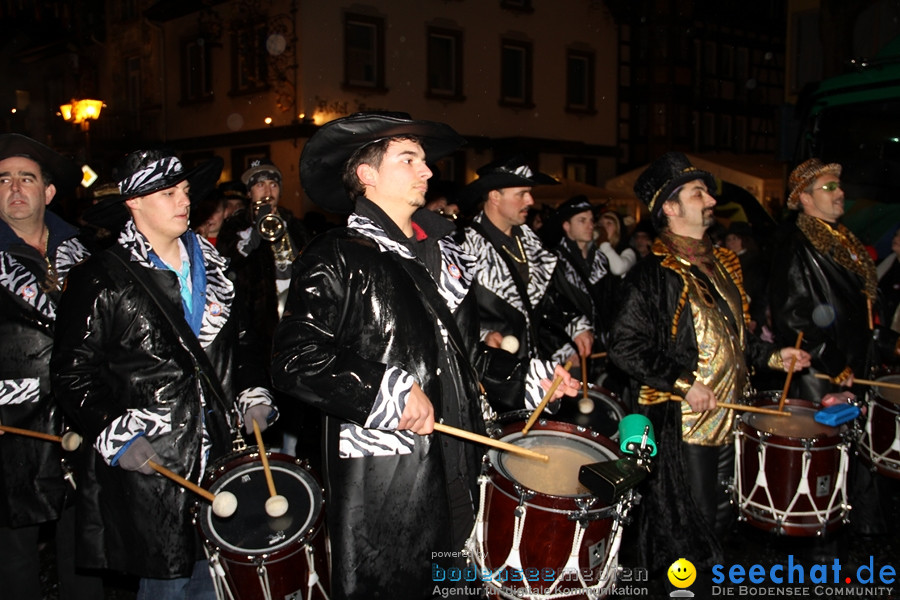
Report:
59,99,104,128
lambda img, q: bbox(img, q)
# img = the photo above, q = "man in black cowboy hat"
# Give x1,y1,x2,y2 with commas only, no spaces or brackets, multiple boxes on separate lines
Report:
272,112,579,599
608,152,808,583
0,133,102,599
458,156,592,411
51,148,275,599
552,195,612,356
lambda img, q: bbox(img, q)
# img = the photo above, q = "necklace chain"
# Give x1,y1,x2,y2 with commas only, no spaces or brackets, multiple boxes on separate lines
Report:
502,235,527,264
40,226,61,293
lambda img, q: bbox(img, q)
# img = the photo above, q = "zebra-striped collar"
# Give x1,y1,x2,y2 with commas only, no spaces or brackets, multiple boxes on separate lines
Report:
116,219,234,347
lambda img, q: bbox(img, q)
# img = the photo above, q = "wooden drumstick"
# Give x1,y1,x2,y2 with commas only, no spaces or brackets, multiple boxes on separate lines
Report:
778,332,804,412
581,354,589,400
146,460,237,518
433,423,549,462
589,352,608,360
717,402,792,417
0,424,83,451
253,419,289,518
522,360,574,435
813,373,900,390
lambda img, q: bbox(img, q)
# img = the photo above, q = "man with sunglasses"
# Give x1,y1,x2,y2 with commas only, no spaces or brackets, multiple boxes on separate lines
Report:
769,158,900,538
769,158,898,403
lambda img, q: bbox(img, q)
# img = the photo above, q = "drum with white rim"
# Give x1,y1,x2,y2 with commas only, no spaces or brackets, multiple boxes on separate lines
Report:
734,395,850,536
860,374,900,479
468,414,632,599
196,447,330,600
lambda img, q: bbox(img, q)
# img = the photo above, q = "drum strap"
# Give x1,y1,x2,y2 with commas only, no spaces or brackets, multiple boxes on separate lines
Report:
388,252,480,382
108,248,237,425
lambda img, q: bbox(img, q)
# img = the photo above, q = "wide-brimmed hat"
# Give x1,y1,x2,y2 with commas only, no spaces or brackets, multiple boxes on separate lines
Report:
633,152,716,216
117,149,223,200
0,133,81,194
300,111,465,214
241,158,282,188
556,195,594,221
464,155,559,201
787,158,842,210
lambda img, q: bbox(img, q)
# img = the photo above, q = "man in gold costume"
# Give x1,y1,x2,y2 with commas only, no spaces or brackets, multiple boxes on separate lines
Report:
608,152,808,578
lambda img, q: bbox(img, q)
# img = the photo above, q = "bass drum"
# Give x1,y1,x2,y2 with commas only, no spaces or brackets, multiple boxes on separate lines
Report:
553,384,628,441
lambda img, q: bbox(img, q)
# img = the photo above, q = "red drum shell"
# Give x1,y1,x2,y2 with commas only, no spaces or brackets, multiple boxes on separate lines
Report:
477,417,621,597
197,449,330,600
735,396,848,536
860,375,900,479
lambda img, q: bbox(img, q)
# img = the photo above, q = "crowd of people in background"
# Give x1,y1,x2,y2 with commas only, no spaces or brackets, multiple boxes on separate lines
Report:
3,117,900,600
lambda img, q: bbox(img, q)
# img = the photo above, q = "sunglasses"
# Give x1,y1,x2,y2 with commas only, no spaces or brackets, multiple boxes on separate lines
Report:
811,181,842,192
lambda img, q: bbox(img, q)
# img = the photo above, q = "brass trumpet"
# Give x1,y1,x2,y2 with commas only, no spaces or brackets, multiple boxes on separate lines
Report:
251,198,286,242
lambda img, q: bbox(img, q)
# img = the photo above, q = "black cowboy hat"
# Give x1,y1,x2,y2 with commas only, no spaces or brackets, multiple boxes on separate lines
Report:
633,151,716,217
556,194,594,222
0,133,81,194
300,111,465,214
116,148,223,200
463,155,559,203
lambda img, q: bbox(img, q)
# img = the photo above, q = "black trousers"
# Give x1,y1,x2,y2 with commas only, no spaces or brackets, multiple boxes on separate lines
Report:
682,441,735,536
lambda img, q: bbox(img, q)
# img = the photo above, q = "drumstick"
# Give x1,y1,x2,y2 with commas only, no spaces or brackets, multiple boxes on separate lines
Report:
581,354,589,401
718,402,792,416
590,352,607,360
812,373,900,390
146,459,237,518
522,360,574,435
433,423,549,462
0,424,83,451
253,419,289,518
148,459,215,502
778,332,804,412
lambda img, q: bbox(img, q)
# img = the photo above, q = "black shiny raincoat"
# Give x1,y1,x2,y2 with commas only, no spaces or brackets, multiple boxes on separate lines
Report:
272,205,515,599
0,214,87,528
50,238,244,579
768,218,897,401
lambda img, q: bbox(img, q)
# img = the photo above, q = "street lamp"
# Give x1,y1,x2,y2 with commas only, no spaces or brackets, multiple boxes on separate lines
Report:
58,99,104,184
59,99,104,130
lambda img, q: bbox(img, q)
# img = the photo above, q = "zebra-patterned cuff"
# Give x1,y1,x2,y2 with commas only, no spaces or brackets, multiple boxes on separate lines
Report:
94,406,173,465
0,378,40,406
95,410,148,465
523,359,555,411
364,366,414,431
236,386,277,423
566,315,593,340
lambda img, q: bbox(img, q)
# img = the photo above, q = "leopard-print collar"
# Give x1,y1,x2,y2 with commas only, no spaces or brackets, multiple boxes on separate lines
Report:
797,213,877,301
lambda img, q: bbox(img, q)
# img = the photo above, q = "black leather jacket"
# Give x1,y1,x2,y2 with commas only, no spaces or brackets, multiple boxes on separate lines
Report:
768,217,897,402
0,213,88,527
271,205,520,599
51,227,255,578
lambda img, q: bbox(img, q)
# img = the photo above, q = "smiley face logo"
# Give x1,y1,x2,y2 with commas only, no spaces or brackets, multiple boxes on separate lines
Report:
667,558,696,588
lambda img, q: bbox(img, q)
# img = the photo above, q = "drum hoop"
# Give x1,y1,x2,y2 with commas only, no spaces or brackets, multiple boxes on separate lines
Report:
201,462,323,556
